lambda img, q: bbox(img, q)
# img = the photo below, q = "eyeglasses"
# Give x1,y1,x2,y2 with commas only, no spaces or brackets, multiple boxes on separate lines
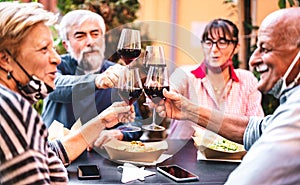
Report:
201,39,237,49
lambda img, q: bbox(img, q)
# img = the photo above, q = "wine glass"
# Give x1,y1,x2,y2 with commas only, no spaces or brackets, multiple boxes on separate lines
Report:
117,67,143,132
143,46,170,131
117,28,141,65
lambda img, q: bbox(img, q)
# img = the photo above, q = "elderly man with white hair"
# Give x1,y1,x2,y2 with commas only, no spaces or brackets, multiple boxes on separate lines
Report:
42,10,143,145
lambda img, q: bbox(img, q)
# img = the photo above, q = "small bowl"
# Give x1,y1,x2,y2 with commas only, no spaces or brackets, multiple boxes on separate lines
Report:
103,140,168,163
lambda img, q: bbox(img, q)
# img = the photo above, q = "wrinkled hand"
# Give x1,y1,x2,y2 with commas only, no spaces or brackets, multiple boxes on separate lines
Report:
95,64,125,89
98,101,135,128
155,89,190,120
93,130,124,147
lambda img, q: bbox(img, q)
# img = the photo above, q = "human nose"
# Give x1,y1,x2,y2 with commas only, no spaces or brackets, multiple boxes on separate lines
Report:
50,48,61,65
86,34,96,47
211,42,219,52
249,48,260,67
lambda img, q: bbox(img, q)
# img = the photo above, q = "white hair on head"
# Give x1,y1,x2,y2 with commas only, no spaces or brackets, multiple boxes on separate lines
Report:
59,10,106,41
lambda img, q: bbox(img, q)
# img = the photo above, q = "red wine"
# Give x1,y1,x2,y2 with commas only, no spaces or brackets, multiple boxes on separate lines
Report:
118,88,142,105
144,86,169,104
117,49,141,65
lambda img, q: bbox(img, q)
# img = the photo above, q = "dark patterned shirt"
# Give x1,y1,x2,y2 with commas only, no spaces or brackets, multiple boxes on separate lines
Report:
0,85,68,184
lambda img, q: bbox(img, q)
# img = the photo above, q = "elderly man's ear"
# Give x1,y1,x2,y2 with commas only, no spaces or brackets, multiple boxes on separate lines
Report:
62,40,69,52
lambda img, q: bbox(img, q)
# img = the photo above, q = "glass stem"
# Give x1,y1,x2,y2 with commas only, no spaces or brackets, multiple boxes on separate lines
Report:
152,107,156,125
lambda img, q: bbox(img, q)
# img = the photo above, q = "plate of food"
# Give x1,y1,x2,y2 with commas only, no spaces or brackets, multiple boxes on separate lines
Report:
192,126,246,161
103,140,168,163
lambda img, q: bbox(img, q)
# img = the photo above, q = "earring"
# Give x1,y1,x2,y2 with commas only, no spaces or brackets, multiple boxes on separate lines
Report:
7,71,12,80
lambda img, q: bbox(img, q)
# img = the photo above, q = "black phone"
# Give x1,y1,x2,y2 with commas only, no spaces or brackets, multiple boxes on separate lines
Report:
157,164,199,182
77,165,101,180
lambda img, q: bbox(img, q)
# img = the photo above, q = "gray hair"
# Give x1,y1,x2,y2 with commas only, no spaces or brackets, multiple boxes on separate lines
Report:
0,2,56,56
59,10,106,41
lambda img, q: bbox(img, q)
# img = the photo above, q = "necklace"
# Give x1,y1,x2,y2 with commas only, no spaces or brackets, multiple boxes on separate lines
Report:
213,87,222,94
207,71,230,96
213,86,224,95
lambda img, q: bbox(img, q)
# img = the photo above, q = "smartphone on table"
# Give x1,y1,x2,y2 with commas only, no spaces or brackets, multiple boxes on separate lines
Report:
157,164,199,182
77,165,101,180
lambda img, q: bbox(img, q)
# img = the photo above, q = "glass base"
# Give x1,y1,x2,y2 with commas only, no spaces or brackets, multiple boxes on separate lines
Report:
142,124,165,131
117,125,141,132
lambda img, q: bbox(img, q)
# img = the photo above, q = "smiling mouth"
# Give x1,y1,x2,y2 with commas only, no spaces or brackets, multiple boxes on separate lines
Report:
255,64,268,73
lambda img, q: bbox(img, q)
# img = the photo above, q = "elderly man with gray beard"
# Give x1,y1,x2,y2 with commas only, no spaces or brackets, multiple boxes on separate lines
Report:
42,10,142,145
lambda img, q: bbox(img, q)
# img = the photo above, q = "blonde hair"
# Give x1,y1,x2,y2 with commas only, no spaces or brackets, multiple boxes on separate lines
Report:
0,2,57,56
59,10,106,41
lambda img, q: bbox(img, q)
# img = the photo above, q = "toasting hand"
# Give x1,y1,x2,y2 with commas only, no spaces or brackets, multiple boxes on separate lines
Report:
98,101,135,128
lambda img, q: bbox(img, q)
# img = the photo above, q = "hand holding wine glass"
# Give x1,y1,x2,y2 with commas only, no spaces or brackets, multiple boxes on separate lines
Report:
117,67,143,132
143,46,170,131
117,28,141,65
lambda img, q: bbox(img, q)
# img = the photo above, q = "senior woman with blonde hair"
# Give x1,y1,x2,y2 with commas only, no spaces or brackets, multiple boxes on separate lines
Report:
0,2,134,184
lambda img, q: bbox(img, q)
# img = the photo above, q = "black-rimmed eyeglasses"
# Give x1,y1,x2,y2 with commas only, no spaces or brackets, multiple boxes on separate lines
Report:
201,39,237,49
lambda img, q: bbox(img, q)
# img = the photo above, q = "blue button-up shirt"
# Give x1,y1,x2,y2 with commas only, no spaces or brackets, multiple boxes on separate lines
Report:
226,85,300,184
42,54,142,141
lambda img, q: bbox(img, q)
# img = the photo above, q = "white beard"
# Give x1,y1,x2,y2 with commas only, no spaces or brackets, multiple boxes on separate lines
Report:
67,39,106,75
78,49,105,74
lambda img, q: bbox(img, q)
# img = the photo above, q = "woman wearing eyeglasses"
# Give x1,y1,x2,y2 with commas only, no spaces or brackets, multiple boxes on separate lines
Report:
167,18,264,139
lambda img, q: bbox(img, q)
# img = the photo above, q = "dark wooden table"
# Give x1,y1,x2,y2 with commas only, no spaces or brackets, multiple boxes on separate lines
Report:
67,139,239,184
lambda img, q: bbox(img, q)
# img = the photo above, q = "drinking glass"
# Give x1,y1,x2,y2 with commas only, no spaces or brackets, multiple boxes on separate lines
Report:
143,46,169,131
117,28,141,65
117,67,143,132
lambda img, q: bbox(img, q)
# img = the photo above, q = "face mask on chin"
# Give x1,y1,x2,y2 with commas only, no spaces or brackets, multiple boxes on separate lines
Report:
5,50,54,104
267,50,300,98
16,75,54,104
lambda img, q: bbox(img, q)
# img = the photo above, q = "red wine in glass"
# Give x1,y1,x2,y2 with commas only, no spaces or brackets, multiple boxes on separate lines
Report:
118,88,143,105
117,48,141,65
143,86,169,104
116,67,143,132
142,45,169,132
117,29,141,65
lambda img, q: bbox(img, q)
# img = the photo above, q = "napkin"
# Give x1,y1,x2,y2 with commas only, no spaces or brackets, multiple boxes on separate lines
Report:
117,163,156,183
48,119,82,141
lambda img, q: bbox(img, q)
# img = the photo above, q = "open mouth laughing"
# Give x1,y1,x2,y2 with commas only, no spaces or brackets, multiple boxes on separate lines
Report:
255,63,268,73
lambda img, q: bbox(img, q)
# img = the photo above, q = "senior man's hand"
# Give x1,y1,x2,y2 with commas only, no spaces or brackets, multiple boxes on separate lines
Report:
155,89,191,120
95,64,125,89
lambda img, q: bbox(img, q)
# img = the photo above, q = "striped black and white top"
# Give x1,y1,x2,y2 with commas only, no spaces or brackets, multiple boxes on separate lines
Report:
0,85,69,184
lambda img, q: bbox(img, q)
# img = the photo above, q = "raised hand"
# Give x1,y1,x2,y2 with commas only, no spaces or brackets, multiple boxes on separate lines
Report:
98,101,135,128
156,89,191,120
95,64,125,89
